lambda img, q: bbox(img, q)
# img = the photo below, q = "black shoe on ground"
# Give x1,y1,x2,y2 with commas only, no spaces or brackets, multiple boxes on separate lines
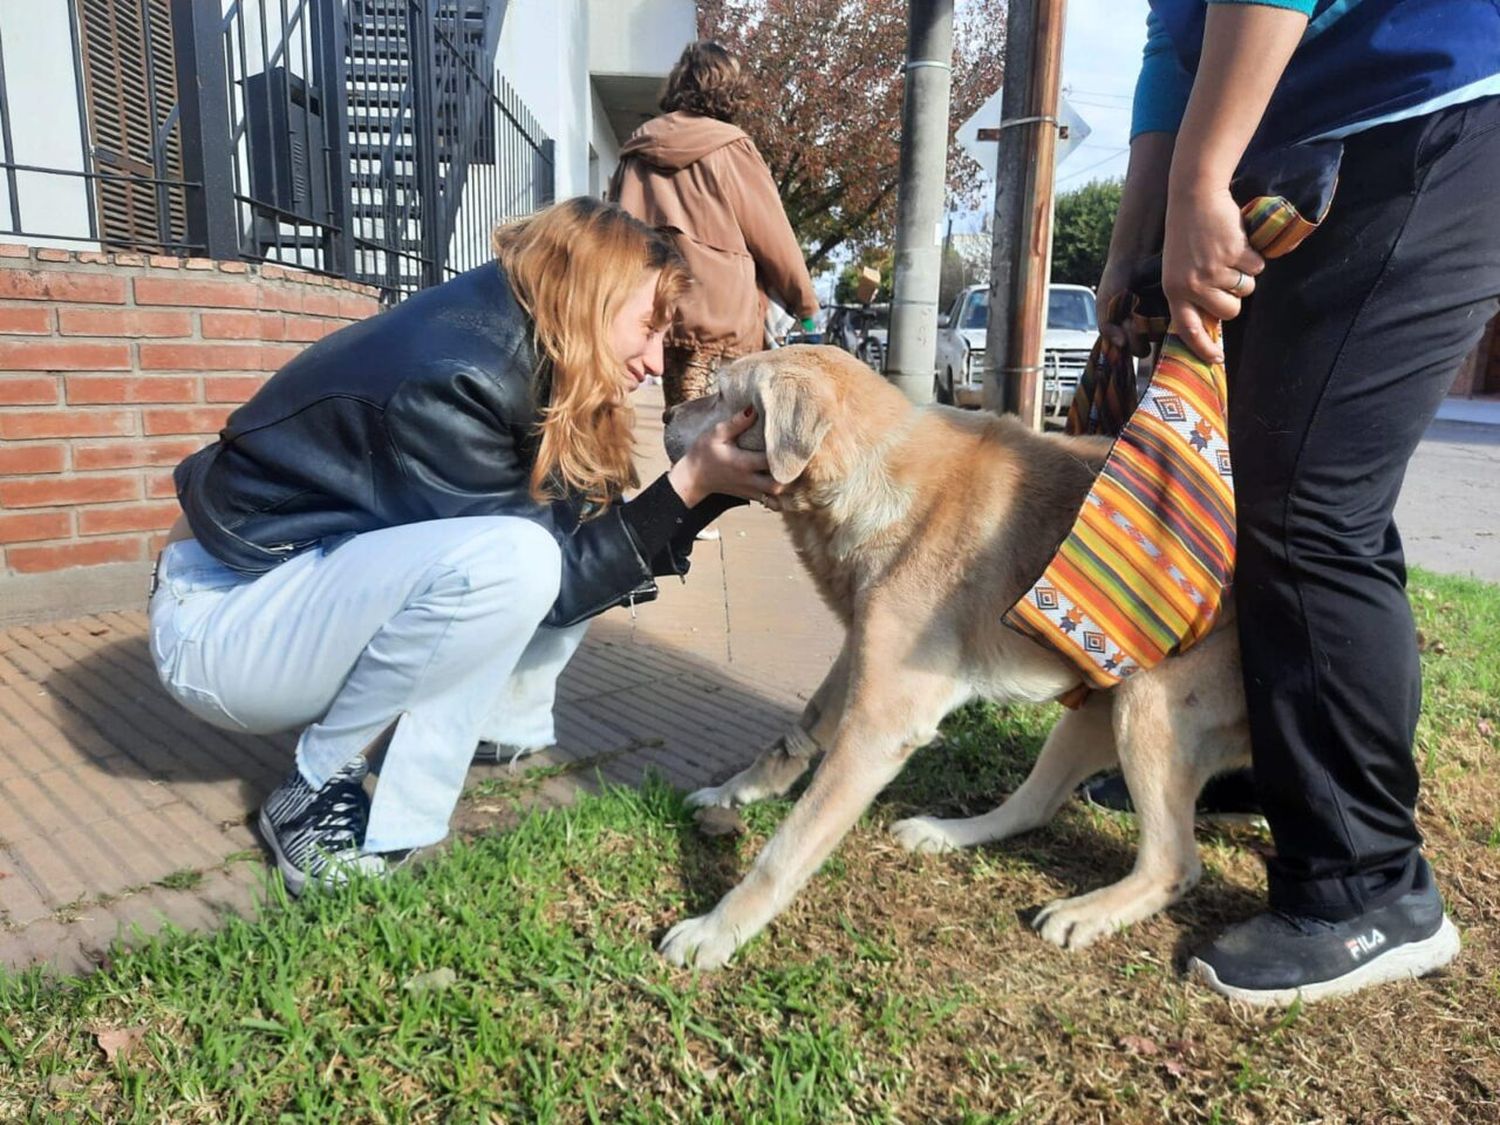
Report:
1079,767,1265,825
257,758,388,896
1187,870,1460,1006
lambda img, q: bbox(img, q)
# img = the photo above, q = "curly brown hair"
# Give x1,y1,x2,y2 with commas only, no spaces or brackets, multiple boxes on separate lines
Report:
659,40,747,124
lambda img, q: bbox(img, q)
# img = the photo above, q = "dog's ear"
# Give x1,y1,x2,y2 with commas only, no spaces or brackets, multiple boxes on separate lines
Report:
753,366,833,484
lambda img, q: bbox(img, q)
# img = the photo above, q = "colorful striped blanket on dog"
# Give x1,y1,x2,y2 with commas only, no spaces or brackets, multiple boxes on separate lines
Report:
1004,142,1339,696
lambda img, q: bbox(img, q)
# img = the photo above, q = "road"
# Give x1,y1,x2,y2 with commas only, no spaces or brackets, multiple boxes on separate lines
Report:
1397,420,1500,583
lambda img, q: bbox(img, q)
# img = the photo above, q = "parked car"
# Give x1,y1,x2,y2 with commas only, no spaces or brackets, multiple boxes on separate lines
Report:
826,303,890,370
932,283,1098,414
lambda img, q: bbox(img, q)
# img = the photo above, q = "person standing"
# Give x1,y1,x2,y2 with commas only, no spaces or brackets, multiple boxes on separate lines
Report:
1095,0,1500,1005
611,40,820,410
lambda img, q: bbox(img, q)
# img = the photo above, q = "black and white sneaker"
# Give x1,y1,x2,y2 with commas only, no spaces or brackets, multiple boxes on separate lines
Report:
472,741,546,766
1187,868,1460,1006
257,759,387,896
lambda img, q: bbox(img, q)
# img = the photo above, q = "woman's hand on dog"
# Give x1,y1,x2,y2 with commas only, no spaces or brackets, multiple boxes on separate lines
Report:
668,406,784,509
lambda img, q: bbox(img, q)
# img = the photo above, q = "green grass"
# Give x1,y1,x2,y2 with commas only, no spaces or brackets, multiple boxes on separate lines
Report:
1,568,1498,1122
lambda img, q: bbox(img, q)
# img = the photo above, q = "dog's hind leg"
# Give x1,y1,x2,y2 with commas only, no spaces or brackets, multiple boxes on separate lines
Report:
890,689,1117,854
661,627,967,969
686,640,852,809
1031,635,1241,950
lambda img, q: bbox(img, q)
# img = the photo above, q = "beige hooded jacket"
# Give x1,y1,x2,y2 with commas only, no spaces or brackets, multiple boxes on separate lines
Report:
611,111,819,357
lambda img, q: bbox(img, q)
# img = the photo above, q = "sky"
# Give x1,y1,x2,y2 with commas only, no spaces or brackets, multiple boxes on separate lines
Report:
1054,0,1151,188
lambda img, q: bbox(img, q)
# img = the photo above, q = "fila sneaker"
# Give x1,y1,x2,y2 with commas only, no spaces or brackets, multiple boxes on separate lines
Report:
1187,865,1460,1006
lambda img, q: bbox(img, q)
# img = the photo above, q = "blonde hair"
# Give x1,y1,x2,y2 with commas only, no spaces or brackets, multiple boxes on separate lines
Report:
492,197,689,511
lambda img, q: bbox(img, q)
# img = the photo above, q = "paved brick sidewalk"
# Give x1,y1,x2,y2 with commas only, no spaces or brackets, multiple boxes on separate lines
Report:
0,385,842,976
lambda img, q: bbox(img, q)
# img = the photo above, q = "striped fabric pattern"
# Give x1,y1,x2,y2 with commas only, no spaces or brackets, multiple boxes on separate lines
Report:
1005,191,1321,692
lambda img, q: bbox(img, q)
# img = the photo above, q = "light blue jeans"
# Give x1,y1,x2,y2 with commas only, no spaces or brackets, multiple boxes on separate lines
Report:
147,517,587,852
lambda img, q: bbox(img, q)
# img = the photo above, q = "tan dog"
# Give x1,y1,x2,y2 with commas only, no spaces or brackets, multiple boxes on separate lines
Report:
659,345,1251,970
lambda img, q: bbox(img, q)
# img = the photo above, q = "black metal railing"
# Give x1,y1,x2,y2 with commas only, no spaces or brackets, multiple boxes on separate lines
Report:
0,0,551,302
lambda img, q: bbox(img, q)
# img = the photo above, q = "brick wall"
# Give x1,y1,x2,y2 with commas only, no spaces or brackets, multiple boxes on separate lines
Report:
0,245,381,623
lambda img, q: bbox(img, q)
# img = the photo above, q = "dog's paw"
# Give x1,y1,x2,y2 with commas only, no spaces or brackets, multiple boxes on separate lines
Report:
1031,893,1126,951
889,816,959,854
659,912,741,970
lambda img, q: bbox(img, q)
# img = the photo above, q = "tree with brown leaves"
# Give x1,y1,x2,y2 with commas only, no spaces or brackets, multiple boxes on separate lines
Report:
697,0,1007,271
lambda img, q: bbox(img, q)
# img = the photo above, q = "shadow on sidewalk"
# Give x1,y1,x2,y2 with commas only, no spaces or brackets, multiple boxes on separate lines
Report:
23,613,807,828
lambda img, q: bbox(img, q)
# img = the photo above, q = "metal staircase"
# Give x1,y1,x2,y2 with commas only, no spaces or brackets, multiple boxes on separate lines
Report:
343,0,507,293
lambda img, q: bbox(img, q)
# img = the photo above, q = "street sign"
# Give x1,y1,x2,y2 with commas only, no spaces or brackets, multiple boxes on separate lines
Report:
957,90,1091,175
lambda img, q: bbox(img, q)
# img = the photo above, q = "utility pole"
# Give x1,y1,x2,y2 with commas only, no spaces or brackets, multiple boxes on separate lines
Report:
982,0,1067,425
885,0,954,405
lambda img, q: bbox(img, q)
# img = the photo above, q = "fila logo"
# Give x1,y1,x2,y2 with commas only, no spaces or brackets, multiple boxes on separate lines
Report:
1345,928,1387,960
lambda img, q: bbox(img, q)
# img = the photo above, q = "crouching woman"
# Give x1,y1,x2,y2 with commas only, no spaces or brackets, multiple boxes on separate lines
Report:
150,197,773,894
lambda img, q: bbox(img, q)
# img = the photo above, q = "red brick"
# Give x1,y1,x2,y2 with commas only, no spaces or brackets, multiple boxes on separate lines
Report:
134,276,258,309
303,291,343,317
0,376,58,405
5,537,143,573
258,344,304,371
145,469,177,499
148,255,182,269
0,443,65,474
283,315,340,342
0,410,133,439
141,406,232,436
146,530,172,552
0,270,126,304
0,243,29,258
260,287,302,313
339,294,380,319
138,342,263,371
65,375,198,404
219,261,248,274
35,249,71,262
0,474,139,508
0,511,70,544
78,252,110,265
204,375,267,402
78,501,179,535
73,438,201,471
200,311,280,341
0,306,53,333
113,253,146,267
0,340,131,370
260,264,290,281
57,308,193,338
184,258,214,271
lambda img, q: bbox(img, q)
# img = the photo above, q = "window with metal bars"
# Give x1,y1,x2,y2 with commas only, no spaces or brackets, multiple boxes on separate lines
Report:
74,0,188,252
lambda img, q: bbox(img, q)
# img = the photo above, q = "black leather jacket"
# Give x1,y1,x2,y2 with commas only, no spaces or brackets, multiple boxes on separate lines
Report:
174,262,704,627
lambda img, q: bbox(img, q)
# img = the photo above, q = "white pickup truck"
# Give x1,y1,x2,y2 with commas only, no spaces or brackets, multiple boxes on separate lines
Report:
932,283,1098,415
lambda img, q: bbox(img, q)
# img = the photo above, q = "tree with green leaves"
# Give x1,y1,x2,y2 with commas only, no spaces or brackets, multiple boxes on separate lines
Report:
1050,179,1122,288
698,0,1007,272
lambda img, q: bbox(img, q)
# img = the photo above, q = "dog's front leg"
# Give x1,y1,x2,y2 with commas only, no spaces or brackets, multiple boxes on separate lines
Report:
891,688,1117,853
661,642,965,970
686,640,852,809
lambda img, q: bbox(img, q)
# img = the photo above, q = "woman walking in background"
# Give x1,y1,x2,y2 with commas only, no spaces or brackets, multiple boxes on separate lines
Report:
612,40,820,411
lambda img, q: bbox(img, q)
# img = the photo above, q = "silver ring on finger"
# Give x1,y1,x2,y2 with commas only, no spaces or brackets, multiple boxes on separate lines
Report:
1228,268,1248,298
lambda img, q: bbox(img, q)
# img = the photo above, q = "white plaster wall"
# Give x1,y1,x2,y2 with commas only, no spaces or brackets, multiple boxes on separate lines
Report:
495,0,594,200
587,0,695,79
0,0,91,249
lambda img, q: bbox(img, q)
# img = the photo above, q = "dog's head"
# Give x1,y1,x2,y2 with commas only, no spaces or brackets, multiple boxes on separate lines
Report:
663,345,900,500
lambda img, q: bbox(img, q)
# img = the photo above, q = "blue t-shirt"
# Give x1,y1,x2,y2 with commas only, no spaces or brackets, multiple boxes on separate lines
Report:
1133,0,1500,152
